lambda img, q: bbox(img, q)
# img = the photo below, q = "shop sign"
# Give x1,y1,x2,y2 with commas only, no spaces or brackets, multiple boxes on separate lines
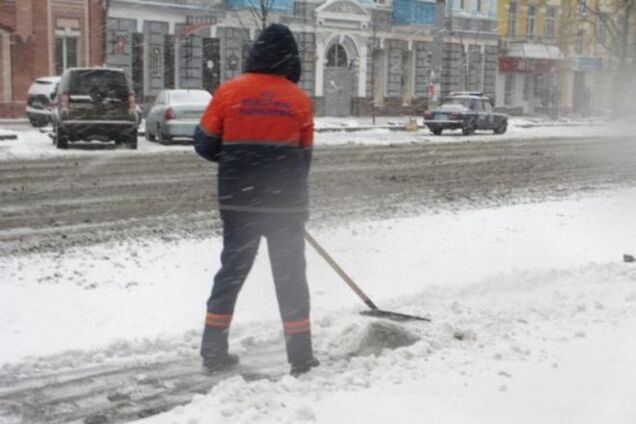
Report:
182,15,217,37
571,57,603,72
499,57,559,74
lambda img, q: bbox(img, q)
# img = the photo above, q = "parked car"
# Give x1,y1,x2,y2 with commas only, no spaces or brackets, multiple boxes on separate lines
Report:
423,92,508,135
51,67,139,149
145,89,212,143
26,76,61,127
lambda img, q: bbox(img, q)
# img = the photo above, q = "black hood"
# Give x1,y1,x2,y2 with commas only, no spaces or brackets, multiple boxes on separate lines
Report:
245,24,301,83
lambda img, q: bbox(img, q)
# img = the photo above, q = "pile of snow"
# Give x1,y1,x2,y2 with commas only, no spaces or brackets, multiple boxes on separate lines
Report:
2,188,636,423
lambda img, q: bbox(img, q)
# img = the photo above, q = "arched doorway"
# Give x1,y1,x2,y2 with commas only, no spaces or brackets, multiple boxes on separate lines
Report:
324,40,355,116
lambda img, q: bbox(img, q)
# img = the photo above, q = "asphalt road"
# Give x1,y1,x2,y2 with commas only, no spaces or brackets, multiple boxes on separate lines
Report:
1,135,635,255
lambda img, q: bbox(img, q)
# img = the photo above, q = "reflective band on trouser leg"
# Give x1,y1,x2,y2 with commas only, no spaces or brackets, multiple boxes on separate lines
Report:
205,312,233,329
283,317,311,335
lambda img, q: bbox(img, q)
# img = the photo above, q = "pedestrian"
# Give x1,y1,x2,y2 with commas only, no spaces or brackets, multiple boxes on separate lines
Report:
193,24,319,376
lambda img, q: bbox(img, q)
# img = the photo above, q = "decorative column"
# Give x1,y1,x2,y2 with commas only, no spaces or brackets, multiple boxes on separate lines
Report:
315,35,325,97
358,42,367,97
0,29,11,102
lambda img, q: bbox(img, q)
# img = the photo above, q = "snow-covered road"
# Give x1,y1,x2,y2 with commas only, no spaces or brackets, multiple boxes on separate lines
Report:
2,188,636,423
2,117,636,423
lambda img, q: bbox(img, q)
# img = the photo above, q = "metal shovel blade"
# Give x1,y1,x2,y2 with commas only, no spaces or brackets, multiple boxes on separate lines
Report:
360,309,431,322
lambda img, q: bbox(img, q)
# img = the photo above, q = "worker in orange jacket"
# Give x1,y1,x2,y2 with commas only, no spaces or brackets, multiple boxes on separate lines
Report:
193,24,318,376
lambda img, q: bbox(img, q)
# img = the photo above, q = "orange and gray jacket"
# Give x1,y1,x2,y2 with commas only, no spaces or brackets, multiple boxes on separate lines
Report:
193,24,313,215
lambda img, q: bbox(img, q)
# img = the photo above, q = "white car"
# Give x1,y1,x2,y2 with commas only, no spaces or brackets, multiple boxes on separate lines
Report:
26,76,61,127
145,89,212,143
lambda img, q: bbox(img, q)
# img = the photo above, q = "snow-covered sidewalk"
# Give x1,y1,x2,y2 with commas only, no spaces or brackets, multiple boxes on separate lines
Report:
2,188,636,423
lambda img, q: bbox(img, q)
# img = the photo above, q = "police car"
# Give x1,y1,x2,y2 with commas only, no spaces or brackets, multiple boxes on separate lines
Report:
423,92,508,135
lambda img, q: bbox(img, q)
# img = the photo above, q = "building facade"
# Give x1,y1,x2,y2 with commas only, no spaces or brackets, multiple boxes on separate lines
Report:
0,0,106,117
106,0,500,116
558,0,633,115
496,0,563,114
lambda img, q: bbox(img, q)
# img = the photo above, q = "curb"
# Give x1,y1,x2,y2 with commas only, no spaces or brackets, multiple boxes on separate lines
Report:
0,134,18,141
316,125,419,133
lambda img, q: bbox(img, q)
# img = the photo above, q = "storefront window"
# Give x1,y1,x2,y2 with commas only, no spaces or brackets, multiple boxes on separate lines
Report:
523,75,531,100
504,74,515,105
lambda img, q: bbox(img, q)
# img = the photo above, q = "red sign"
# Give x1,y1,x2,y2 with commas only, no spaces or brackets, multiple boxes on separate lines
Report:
499,57,559,74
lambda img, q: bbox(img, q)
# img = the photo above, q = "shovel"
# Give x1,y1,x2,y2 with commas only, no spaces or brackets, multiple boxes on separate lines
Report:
304,230,431,322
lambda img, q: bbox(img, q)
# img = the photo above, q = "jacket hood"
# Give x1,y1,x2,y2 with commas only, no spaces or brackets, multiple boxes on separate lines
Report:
245,24,301,83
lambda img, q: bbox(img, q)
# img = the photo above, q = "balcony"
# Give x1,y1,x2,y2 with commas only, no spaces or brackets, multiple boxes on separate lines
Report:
226,0,293,13
393,0,436,25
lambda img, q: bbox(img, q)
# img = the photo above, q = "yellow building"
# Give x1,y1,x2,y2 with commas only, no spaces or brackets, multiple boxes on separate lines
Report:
496,0,563,114
558,0,629,115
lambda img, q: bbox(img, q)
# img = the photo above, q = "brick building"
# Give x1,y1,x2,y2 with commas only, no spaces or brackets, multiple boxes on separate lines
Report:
0,0,106,118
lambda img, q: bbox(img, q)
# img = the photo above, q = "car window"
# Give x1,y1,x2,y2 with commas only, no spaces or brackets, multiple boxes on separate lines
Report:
442,97,473,109
484,100,493,112
168,90,212,105
69,70,129,99
28,79,60,96
472,100,484,111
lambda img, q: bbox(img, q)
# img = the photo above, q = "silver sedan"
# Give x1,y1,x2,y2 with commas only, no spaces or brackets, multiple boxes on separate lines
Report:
145,89,212,143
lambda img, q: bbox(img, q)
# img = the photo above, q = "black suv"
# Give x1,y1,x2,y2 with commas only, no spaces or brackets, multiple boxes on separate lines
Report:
52,68,138,149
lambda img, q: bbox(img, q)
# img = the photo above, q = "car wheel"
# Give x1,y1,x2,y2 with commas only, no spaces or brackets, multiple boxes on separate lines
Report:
462,120,477,135
157,124,171,144
29,115,46,128
115,130,138,150
126,130,138,150
494,121,508,134
55,126,69,149
145,124,156,142
431,128,442,135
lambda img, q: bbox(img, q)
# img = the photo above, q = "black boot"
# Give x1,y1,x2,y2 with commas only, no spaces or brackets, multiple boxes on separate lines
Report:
286,332,319,376
201,326,239,373
290,356,320,376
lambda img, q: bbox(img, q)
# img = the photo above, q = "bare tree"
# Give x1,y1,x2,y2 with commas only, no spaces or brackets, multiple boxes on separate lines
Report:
576,0,634,61
244,0,280,31
575,0,636,111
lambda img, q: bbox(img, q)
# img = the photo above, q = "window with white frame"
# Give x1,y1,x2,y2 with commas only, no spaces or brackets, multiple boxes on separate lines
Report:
575,30,585,54
326,44,348,67
545,6,556,39
596,14,607,46
527,5,536,38
508,3,518,37
55,29,80,75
